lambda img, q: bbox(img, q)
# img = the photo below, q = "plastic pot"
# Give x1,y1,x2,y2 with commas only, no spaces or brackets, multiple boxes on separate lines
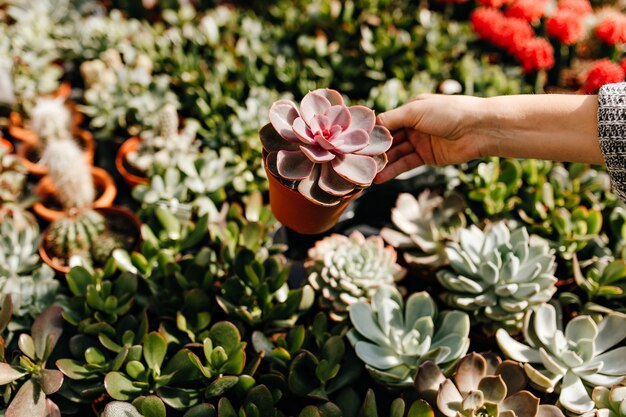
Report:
115,136,149,187
33,166,117,222
263,154,361,235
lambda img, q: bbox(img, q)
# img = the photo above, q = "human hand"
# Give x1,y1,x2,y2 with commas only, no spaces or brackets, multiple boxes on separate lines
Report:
374,94,491,183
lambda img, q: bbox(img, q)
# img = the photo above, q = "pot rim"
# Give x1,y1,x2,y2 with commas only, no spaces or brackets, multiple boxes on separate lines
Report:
115,136,149,187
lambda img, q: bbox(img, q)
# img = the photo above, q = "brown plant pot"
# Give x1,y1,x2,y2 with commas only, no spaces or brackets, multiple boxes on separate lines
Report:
39,205,142,274
1,137,13,153
263,154,361,235
33,166,117,223
115,136,149,187
16,129,96,177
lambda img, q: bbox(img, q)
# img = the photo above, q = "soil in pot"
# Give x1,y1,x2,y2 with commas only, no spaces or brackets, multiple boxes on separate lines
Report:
40,206,142,274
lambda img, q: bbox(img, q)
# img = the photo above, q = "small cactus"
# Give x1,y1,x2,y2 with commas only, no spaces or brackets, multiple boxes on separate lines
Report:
157,103,179,139
41,138,95,210
30,97,72,150
45,210,106,263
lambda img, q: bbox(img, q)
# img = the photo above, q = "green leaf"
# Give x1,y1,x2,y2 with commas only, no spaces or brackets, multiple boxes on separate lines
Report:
359,389,378,417
31,306,64,360
205,376,239,397
406,400,435,417
390,399,405,417
66,266,93,296
321,336,345,366
105,372,144,401
218,397,238,417
240,222,262,250
156,207,181,240
85,347,106,365
144,332,167,375
180,214,209,251
289,351,320,396
139,395,167,417
183,404,217,417
209,322,242,354
157,386,201,410
246,385,274,417
18,334,35,360
55,359,90,380
299,406,323,417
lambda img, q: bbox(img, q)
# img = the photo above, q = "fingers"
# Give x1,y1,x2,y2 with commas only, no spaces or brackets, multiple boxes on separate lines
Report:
374,153,424,184
376,102,417,132
385,140,414,165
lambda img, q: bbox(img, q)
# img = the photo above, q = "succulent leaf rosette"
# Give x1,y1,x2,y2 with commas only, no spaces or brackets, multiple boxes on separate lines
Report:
593,385,626,417
437,221,558,333
305,231,406,321
347,285,470,387
260,88,393,205
496,303,626,415
415,353,565,417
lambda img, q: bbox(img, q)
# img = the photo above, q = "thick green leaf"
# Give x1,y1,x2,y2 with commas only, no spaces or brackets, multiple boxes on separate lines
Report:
288,351,320,396
18,334,35,360
209,322,241,354
180,214,209,251
218,397,237,417
299,406,323,417
144,332,167,375
359,389,378,417
104,372,144,401
157,386,201,410
246,385,274,417
205,376,239,398
183,403,217,417
66,266,93,296
139,395,166,417
390,399,405,417
406,400,435,417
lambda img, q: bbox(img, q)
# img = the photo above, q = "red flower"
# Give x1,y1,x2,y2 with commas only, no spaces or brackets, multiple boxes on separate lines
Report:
505,0,548,22
557,0,592,16
596,14,626,46
547,10,586,45
477,0,514,8
581,59,626,94
515,37,555,72
621,59,626,75
471,8,533,53
471,8,506,43
501,18,536,54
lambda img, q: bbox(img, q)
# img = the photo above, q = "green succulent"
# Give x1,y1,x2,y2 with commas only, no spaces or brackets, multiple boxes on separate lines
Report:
460,158,522,219
348,285,470,387
380,190,466,268
437,221,558,333
0,147,27,204
593,385,626,417
572,257,626,312
0,306,64,416
497,303,626,415
306,231,406,321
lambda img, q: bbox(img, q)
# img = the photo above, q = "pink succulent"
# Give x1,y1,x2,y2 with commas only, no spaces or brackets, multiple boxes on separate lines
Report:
261,89,392,206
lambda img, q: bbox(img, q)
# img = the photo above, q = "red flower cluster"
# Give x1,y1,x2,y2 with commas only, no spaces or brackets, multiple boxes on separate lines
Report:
621,59,626,75
547,10,586,45
471,8,554,72
596,14,626,46
557,0,592,16
516,38,556,72
505,0,548,22
581,59,626,94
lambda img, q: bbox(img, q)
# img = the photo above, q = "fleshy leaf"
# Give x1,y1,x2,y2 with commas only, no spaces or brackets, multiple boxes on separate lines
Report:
277,150,315,180
356,125,393,156
333,129,369,154
300,146,335,163
260,123,298,152
301,92,332,125
298,165,341,206
318,163,355,196
313,89,344,106
324,105,351,130
269,101,300,142
346,106,376,133
331,154,377,186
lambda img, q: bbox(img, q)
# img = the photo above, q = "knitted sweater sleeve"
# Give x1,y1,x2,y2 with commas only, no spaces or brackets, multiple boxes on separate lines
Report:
598,82,626,201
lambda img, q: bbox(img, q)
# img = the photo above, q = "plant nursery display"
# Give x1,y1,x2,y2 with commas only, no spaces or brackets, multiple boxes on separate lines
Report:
0,0,625,417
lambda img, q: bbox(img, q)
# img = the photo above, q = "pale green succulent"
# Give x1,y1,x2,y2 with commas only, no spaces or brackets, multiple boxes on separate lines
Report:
437,221,557,332
0,147,27,204
496,303,626,415
380,190,466,268
347,285,470,387
593,385,626,417
306,231,406,321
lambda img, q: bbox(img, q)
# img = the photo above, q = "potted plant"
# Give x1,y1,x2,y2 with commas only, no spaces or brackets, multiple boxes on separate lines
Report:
33,138,116,222
116,104,200,187
260,88,393,234
14,96,95,177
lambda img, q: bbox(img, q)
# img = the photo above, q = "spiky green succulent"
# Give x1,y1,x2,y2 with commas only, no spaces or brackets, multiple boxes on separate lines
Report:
380,190,466,268
593,385,626,417
348,285,470,387
415,353,565,417
306,231,406,321
497,303,626,415
437,221,557,333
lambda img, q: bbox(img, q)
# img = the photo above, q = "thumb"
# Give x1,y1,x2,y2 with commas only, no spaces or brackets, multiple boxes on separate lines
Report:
376,101,417,131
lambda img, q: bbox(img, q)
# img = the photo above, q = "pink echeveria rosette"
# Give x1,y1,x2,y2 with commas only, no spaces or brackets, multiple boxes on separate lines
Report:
260,88,393,206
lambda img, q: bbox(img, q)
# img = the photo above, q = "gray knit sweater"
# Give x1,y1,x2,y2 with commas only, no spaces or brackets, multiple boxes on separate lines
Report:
598,82,626,201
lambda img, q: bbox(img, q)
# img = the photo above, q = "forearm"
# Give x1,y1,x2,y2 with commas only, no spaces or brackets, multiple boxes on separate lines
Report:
478,94,602,165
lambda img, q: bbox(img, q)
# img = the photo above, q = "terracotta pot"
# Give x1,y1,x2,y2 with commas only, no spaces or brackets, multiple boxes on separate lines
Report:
115,136,149,187
1,137,13,153
264,154,361,235
16,129,95,177
33,166,117,222
39,205,142,274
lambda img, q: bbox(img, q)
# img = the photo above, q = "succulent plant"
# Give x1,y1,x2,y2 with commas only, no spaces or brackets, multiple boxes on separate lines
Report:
415,353,565,417
0,306,64,417
30,96,72,147
380,190,466,268
460,158,522,219
437,221,558,333
573,257,626,309
592,384,626,417
496,303,626,415
41,138,95,210
0,221,58,328
305,231,406,321
126,104,201,174
261,88,392,206
347,285,470,387
0,146,28,204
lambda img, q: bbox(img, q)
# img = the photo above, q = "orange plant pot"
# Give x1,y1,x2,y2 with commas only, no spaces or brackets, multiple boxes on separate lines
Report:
39,205,142,274
264,157,361,235
1,138,13,153
33,166,117,223
115,136,149,187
